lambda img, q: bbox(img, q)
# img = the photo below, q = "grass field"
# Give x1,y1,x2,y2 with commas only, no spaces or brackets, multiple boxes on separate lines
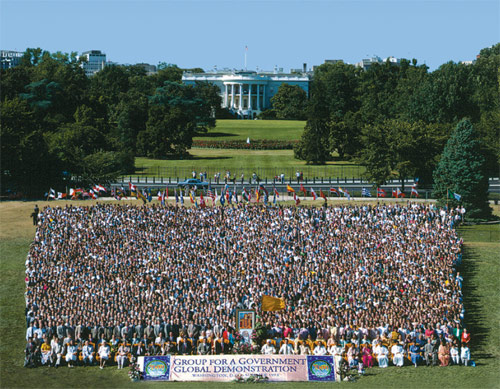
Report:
134,119,365,180
0,201,499,388
134,150,364,180
193,119,306,141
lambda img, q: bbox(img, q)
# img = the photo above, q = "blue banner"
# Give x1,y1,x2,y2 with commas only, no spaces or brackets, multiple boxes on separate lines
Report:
143,355,171,380
306,355,336,381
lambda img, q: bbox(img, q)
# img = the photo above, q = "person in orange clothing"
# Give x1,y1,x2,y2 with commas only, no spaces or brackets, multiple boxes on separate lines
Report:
438,340,451,366
461,328,471,345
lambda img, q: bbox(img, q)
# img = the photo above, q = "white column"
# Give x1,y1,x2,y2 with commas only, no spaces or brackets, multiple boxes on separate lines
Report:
262,86,266,109
239,83,243,109
248,84,252,110
224,84,228,107
231,84,235,109
256,85,260,110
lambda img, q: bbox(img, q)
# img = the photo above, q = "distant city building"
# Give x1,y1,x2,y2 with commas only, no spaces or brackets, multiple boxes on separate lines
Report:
80,50,106,77
182,68,310,119
1,50,23,70
355,56,401,70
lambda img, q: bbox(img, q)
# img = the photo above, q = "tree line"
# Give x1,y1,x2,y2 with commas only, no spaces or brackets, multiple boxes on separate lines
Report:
288,44,499,191
1,49,222,196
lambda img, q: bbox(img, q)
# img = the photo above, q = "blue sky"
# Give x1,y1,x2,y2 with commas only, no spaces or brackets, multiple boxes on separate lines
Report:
1,0,498,71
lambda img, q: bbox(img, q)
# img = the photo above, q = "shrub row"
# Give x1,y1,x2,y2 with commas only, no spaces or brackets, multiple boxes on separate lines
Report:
192,139,299,150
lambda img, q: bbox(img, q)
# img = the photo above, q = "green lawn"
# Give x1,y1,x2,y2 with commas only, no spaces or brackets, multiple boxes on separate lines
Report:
193,119,306,141
134,150,364,180
0,202,498,388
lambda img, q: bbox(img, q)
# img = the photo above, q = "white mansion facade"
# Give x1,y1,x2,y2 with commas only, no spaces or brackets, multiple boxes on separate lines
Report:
182,70,310,119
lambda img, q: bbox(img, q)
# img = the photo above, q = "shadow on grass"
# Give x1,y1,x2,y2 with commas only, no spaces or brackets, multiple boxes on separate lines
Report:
195,132,238,138
186,156,232,161
458,244,492,360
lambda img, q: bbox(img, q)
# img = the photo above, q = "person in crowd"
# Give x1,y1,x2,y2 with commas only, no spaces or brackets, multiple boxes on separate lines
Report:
65,339,78,368
424,338,438,367
391,342,405,367
409,342,422,367
81,340,94,366
116,343,129,369
374,343,389,368
450,341,460,365
438,340,451,366
40,339,52,366
361,344,374,368
261,340,276,355
461,344,470,366
98,341,110,369
313,340,327,356
280,339,295,355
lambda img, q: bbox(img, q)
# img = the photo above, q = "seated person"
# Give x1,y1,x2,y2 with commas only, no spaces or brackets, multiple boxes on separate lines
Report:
279,339,295,355
391,342,405,367
197,339,211,355
116,343,130,369
423,338,438,366
40,339,52,366
261,340,276,355
409,342,422,367
347,345,359,368
65,339,78,368
313,341,327,356
438,340,451,366
374,343,389,368
81,340,94,366
98,341,110,369
361,344,374,368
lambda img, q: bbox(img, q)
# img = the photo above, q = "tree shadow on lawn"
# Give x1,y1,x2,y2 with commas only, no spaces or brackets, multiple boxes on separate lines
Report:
458,245,492,361
195,132,238,138
185,156,232,161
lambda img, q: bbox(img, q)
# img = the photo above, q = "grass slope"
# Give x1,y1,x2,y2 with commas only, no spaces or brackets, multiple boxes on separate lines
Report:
0,201,498,388
193,120,306,141
135,150,364,180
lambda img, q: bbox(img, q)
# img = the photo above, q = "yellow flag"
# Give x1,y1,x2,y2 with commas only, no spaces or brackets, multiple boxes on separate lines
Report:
261,295,286,311
286,185,295,193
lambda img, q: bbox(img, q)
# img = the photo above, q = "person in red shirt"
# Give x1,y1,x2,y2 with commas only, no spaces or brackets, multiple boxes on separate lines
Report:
461,328,471,345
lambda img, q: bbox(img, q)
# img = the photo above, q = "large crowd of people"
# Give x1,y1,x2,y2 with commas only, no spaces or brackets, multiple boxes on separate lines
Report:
24,202,471,369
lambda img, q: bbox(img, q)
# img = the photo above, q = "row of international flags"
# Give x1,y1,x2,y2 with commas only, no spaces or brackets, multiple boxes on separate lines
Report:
47,180,462,204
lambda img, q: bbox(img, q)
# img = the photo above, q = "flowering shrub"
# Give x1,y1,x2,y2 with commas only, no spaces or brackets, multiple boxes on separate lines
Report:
192,140,298,150
128,362,142,381
231,342,260,354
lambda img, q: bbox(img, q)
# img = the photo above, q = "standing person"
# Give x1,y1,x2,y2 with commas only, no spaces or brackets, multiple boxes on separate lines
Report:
31,205,39,226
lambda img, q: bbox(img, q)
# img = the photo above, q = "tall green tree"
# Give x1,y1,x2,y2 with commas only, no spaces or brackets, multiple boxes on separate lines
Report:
433,119,491,219
293,120,330,164
270,84,307,120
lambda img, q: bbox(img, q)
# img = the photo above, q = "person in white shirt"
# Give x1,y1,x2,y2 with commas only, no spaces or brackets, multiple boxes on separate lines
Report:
98,341,110,369
261,340,276,355
461,345,470,366
391,342,404,367
82,340,94,366
116,344,129,369
279,339,295,355
374,344,389,368
450,344,460,365
313,341,327,356
65,339,78,367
